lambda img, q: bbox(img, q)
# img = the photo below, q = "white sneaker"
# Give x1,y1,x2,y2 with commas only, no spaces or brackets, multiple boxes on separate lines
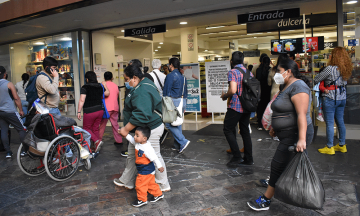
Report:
161,186,171,192
249,124,252,134
273,136,280,142
317,115,324,122
113,179,134,189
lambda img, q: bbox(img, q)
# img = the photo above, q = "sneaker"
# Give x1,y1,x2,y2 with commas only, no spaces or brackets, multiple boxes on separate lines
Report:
257,127,263,131
249,124,252,134
132,199,148,207
94,140,103,153
121,151,128,157
334,143,347,153
6,152,13,159
317,114,324,122
9,124,14,129
161,186,171,192
247,196,271,211
179,141,190,154
318,146,335,155
227,157,244,166
113,179,134,189
65,148,73,158
160,129,169,145
171,148,179,151
150,194,164,202
259,178,269,187
273,136,280,142
20,151,26,157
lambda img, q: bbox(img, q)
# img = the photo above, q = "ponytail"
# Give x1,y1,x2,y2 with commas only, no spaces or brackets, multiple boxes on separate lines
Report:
21,73,30,89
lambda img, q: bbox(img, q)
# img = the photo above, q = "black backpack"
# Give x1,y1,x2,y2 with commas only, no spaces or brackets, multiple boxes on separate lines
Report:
235,67,261,113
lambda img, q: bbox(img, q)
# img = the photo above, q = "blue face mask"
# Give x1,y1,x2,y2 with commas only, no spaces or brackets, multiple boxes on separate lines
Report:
125,82,133,89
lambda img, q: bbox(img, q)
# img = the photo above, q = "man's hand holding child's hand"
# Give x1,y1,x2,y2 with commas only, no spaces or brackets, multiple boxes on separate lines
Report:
158,167,164,173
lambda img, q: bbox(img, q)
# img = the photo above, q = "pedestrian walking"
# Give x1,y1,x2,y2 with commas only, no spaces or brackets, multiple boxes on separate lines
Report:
221,51,253,166
99,71,123,145
163,58,190,153
15,73,30,123
0,66,26,159
247,57,314,211
315,47,352,155
115,64,171,192
77,71,109,153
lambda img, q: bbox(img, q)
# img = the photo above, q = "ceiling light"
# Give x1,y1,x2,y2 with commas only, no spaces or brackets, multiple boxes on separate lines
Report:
10,47,14,49
254,37,257,38
325,37,330,39
155,50,158,51
34,42,44,45
159,42,163,44
180,22,187,25
289,30,295,31
241,24,246,25
121,30,125,33
166,30,168,32
267,32,272,33
158,46,161,48
347,11,355,13
60,37,72,41
347,35,351,37
205,50,208,51
177,52,181,54
206,26,225,29
346,1,357,4
14,33,23,35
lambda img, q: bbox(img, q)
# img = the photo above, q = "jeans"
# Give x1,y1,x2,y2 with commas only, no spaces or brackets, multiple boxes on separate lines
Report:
49,108,61,116
21,100,28,123
268,124,314,188
99,111,123,143
322,97,346,147
165,98,188,149
223,108,253,162
83,110,104,142
119,123,170,190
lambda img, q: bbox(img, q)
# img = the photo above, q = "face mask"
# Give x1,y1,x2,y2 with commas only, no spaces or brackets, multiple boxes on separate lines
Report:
274,70,288,85
125,82,133,89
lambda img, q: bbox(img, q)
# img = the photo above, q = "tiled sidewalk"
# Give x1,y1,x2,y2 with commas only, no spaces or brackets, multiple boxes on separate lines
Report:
0,126,359,216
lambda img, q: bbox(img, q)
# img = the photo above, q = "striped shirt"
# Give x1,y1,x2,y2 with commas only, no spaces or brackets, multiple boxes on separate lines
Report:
314,65,347,101
228,64,254,113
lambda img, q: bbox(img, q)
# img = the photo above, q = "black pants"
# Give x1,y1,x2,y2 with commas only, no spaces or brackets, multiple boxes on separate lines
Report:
0,111,26,153
268,124,314,188
223,108,253,162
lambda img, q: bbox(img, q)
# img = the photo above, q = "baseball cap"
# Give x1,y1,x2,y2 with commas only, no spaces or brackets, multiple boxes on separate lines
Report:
0,66,5,75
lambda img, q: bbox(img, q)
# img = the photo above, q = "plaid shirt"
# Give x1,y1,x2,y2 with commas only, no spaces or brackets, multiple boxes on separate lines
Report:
228,64,253,113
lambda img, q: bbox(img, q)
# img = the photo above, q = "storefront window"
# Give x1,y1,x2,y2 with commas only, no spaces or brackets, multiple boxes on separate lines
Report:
9,32,87,116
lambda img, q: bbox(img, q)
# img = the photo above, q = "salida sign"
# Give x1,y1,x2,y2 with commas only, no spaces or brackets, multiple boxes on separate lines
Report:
237,8,300,24
124,24,166,37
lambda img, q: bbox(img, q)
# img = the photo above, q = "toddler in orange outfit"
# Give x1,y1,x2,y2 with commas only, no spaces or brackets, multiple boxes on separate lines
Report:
125,126,164,207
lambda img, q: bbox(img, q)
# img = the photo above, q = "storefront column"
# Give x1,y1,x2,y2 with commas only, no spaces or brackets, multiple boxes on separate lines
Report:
229,40,238,57
355,7,360,58
180,27,198,63
337,0,344,47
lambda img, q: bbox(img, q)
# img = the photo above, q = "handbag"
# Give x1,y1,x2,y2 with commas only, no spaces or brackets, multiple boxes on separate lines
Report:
261,91,279,131
171,77,186,126
161,96,177,123
100,84,110,119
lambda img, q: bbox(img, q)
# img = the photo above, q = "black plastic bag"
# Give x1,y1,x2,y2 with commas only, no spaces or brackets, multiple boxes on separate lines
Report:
274,152,325,210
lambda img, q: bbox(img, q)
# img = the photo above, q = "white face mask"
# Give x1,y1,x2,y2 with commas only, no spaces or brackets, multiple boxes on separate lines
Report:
274,70,288,85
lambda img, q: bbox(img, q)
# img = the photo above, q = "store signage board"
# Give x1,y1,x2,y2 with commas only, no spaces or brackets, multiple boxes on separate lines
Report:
124,24,166,37
243,50,260,57
247,13,337,33
324,41,337,49
205,61,231,113
348,39,359,46
238,8,300,24
229,42,235,49
181,63,201,112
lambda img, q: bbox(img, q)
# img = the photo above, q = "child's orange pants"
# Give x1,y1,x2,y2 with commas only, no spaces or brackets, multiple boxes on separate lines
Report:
136,173,162,202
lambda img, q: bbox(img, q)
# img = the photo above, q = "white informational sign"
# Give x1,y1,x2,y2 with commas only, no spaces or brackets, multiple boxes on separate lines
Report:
180,63,201,112
205,61,231,113
94,65,107,82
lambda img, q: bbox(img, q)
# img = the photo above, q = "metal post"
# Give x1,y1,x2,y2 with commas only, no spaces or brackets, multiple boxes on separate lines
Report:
195,112,198,122
212,112,214,123
337,0,344,46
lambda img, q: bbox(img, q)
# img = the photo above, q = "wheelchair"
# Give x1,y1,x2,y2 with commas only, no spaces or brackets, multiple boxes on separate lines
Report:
17,113,95,181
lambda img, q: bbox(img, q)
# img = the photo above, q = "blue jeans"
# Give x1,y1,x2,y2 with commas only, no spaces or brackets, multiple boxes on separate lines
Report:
165,98,188,150
322,97,346,147
21,100,28,123
49,108,61,116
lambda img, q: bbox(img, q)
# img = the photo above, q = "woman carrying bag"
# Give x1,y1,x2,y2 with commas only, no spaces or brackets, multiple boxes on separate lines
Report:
77,71,109,153
163,58,190,153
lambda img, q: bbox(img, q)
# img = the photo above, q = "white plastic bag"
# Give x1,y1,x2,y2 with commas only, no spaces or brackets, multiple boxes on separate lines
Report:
171,98,184,126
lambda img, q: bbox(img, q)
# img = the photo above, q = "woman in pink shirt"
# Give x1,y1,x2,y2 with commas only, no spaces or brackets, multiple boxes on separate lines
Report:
99,72,123,144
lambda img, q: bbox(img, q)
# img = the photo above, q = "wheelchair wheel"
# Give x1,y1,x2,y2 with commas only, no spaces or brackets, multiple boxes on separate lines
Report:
17,143,46,176
44,136,80,182
83,158,91,170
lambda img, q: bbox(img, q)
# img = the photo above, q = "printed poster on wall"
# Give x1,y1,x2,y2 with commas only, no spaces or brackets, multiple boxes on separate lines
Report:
94,65,107,82
180,63,201,112
205,61,231,113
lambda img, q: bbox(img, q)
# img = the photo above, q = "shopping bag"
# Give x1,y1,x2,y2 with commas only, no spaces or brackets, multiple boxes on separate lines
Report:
261,91,279,131
275,152,325,210
100,84,110,119
171,98,184,126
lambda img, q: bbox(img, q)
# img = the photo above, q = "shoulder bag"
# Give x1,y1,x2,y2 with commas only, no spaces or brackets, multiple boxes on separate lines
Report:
100,84,110,119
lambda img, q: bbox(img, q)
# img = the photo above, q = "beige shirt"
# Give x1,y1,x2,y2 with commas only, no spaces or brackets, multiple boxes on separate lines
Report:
36,72,59,108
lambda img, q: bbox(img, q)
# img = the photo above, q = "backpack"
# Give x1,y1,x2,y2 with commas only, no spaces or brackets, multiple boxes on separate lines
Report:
25,72,52,105
235,67,261,113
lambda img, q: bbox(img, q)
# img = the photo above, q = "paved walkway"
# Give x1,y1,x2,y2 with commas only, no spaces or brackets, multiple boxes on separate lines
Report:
0,125,359,216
